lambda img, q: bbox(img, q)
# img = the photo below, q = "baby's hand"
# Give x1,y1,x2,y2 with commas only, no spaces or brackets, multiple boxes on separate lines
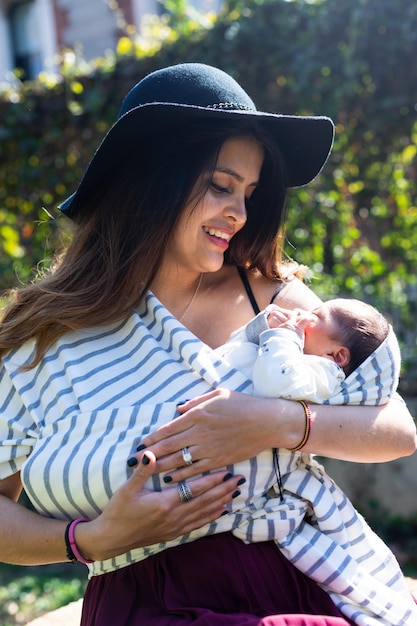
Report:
266,306,317,334
264,304,292,328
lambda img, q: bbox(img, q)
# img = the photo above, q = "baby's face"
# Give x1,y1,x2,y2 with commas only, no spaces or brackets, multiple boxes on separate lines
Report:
303,303,340,360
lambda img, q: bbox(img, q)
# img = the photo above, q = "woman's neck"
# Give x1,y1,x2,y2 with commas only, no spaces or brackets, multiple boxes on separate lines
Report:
150,271,204,322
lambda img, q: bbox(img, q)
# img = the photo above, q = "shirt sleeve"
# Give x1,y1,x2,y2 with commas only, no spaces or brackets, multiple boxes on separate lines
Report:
224,310,269,346
0,364,38,479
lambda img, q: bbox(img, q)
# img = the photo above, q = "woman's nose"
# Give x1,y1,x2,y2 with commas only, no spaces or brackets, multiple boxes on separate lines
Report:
226,196,247,224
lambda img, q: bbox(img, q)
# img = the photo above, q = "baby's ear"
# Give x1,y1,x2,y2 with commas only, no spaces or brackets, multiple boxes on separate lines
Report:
333,346,350,368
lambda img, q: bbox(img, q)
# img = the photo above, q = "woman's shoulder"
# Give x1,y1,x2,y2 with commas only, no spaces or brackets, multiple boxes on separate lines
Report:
205,265,277,311
206,264,321,310
239,266,323,313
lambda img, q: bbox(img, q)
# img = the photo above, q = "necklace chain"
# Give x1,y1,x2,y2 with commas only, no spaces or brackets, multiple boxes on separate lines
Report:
179,273,203,322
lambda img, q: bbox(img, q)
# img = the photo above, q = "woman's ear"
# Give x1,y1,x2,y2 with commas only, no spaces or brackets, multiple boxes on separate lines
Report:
333,346,350,368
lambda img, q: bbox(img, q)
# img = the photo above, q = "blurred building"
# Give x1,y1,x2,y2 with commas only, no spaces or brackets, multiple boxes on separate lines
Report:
0,0,222,83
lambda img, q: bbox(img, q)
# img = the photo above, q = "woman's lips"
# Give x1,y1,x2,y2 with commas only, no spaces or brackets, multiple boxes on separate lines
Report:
203,226,232,249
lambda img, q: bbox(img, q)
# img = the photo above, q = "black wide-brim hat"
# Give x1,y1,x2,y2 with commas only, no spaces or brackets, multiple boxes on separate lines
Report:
60,63,334,218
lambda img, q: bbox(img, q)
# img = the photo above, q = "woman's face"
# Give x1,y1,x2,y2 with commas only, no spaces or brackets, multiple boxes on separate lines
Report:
163,135,264,277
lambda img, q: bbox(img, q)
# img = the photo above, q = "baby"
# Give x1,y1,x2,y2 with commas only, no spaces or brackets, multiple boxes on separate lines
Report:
214,298,410,624
217,297,399,405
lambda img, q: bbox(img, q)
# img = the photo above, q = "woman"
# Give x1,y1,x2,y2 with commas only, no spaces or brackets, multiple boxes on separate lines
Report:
0,63,415,625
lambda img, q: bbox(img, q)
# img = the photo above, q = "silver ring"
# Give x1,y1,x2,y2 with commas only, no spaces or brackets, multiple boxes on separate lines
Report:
178,481,193,503
181,446,193,466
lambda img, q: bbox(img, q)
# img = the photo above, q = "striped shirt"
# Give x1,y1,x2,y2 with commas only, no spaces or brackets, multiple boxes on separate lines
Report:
0,292,415,625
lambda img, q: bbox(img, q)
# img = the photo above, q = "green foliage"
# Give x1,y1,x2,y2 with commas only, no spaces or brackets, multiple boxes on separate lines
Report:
1,0,417,388
0,562,86,625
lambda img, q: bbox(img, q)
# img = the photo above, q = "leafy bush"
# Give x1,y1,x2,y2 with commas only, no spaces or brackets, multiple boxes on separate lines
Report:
1,0,416,389
0,562,86,625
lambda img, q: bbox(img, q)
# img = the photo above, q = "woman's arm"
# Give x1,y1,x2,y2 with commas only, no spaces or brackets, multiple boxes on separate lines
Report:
0,453,245,565
0,489,68,565
304,394,416,462
137,390,417,484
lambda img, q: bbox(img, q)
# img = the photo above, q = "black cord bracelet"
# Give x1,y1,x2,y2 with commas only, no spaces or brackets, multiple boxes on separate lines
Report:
64,521,77,563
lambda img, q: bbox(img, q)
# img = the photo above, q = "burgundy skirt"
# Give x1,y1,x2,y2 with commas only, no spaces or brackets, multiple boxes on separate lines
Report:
81,533,356,625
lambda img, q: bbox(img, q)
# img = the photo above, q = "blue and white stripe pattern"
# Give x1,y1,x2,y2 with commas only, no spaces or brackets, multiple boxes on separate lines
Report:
330,325,401,406
0,292,415,625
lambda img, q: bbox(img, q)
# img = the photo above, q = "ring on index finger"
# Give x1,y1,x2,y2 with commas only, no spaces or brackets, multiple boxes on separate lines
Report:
181,446,193,466
178,481,193,503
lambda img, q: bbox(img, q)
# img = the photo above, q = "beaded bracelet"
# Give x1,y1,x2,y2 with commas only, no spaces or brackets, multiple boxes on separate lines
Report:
288,400,312,451
65,518,94,564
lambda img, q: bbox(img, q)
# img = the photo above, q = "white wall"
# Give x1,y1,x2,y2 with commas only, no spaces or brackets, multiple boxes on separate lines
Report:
58,0,118,60
36,0,59,74
0,5,14,83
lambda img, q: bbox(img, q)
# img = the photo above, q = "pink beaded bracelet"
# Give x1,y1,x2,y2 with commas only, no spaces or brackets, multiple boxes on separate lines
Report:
65,518,94,564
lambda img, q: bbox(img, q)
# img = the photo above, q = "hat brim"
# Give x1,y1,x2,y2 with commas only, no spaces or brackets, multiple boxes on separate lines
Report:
59,103,334,217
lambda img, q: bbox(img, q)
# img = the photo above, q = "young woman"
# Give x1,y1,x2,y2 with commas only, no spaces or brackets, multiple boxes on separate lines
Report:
0,63,415,625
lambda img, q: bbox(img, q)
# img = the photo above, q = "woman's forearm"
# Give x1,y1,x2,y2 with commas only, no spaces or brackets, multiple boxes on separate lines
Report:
240,393,417,463
299,396,417,463
0,494,68,565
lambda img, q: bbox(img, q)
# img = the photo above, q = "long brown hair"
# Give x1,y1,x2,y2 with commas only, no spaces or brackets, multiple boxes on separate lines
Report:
0,119,288,367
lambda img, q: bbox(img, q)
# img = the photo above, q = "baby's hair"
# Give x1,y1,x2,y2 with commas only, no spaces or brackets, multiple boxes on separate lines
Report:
328,299,389,377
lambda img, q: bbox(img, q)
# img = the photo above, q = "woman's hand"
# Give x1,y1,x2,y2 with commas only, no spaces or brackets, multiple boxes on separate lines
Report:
76,449,245,562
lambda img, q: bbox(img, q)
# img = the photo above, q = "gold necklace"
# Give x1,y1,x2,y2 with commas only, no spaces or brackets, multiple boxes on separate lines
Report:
179,273,203,322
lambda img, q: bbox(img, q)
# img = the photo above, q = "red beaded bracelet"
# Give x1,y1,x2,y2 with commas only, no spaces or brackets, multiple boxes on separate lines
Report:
65,518,94,564
288,400,312,451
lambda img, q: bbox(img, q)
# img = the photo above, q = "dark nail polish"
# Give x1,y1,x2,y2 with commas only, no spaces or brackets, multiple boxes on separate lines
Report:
163,475,173,483
136,444,146,452
127,457,138,467
223,472,233,482
220,510,228,516
237,477,246,486
176,399,190,406
232,490,240,499
142,454,150,466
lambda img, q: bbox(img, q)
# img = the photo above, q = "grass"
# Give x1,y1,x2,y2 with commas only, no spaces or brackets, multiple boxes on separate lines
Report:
0,562,87,625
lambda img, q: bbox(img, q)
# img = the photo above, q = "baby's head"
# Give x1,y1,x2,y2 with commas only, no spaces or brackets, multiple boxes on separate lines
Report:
304,298,389,376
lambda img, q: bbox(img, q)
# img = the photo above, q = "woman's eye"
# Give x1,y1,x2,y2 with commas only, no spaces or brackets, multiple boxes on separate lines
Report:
211,182,230,194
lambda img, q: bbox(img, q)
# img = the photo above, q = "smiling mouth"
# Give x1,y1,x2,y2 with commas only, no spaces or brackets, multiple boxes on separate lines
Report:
203,226,232,242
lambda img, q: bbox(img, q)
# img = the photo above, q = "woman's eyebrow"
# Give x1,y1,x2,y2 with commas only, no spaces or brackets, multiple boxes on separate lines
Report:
215,166,259,186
